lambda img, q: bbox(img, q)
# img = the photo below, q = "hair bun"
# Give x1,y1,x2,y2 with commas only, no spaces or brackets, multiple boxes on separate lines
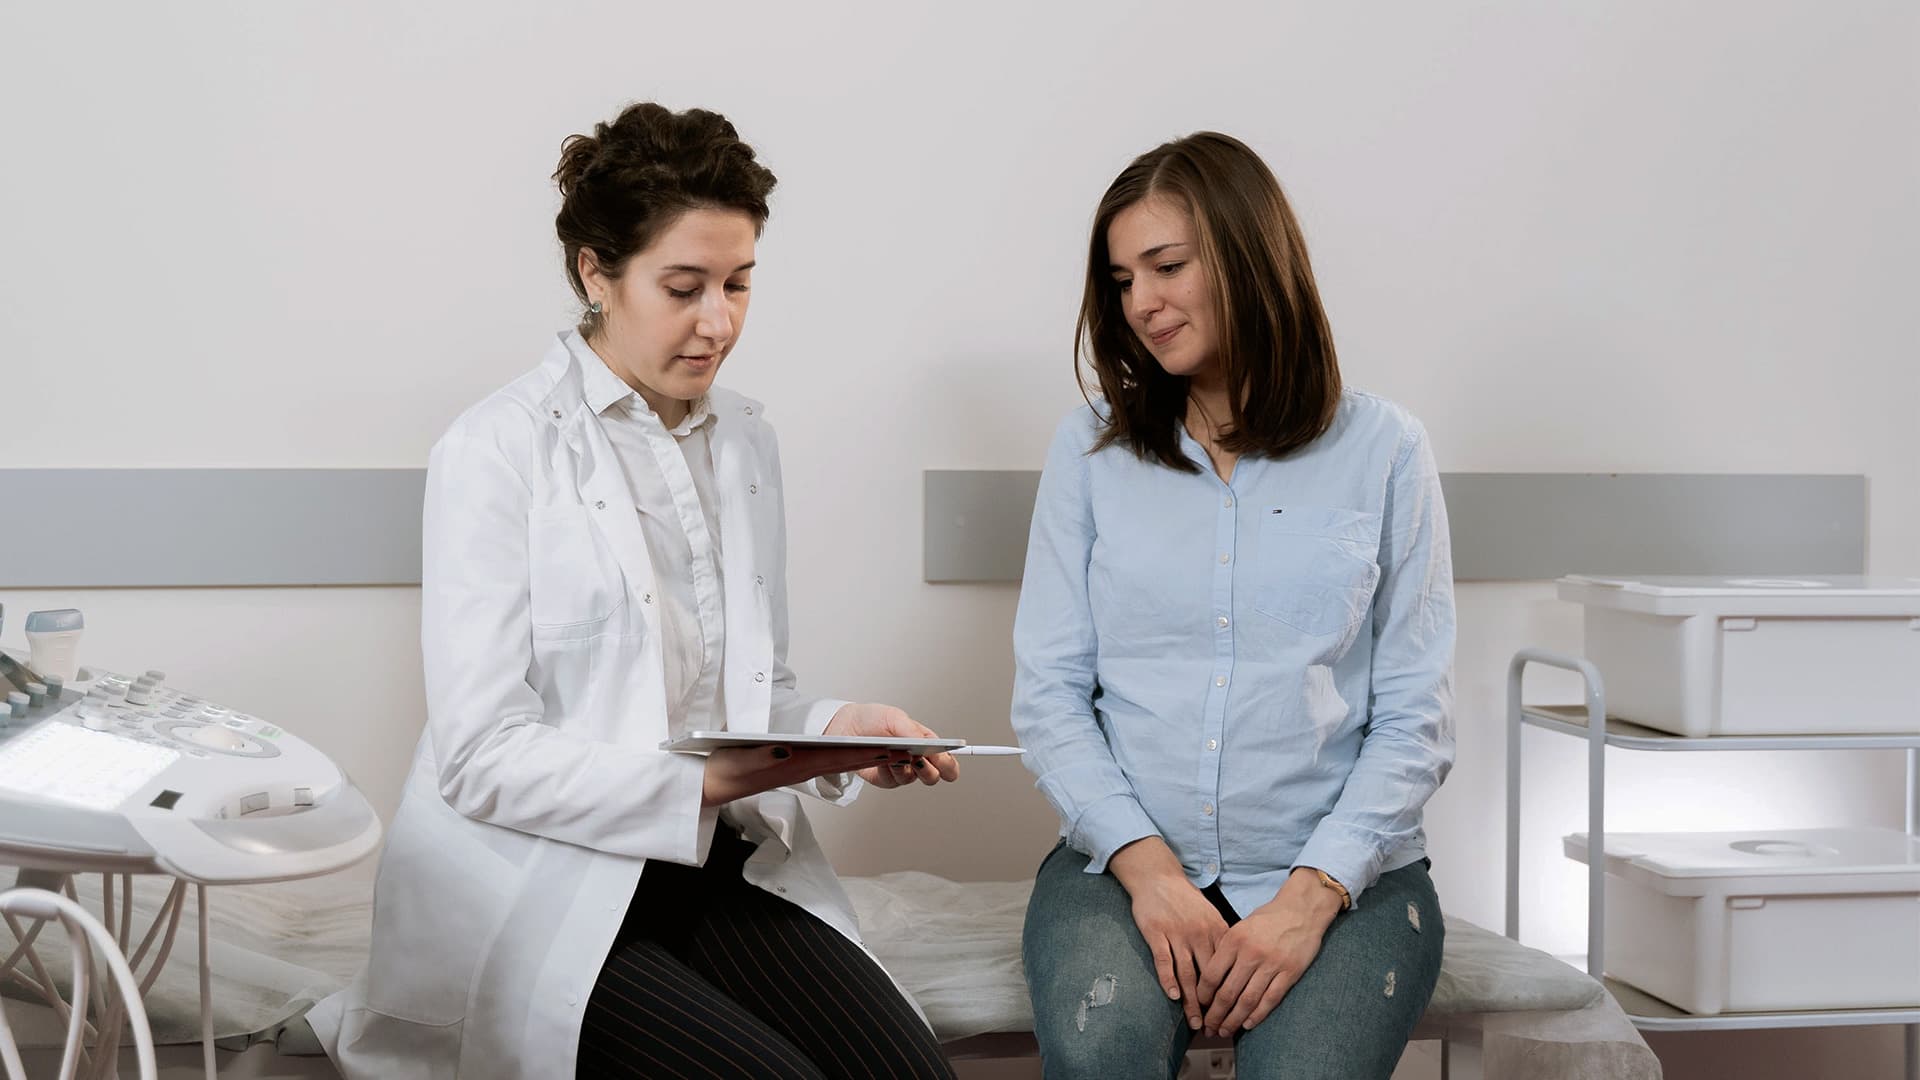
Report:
553,131,602,199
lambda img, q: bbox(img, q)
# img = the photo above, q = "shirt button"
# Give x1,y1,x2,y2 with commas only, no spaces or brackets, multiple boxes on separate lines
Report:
566,993,578,1006
755,575,766,587
1202,803,1214,816
1219,553,1230,564
551,409,563,420
1207,738,1218,751
643,593,653,604
1206,862,1218,874
749,484,758,494
774,885,787,894
754,671,767,683
1223,497,1233,509
1217,616,1229,629
1215,676,1226,687
594,500,606,510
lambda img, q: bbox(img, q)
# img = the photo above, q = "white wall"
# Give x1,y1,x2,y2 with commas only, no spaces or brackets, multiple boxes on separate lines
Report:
4,3,1916,1077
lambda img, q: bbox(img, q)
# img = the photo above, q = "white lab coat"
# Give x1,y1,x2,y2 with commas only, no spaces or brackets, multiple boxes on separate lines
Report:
308,335,912,1079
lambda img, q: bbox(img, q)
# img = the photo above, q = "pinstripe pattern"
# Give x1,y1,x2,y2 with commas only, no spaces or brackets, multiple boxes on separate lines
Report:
581,831,954,1079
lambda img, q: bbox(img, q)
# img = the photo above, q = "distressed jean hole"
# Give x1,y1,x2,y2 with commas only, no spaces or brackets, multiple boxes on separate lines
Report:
1073,974,1118,1032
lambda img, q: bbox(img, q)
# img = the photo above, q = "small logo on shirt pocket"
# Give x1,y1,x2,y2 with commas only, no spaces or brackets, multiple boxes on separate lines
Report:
1250,506,1381,638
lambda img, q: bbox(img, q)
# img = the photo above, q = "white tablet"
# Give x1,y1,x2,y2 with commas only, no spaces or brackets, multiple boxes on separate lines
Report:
660,731,967,754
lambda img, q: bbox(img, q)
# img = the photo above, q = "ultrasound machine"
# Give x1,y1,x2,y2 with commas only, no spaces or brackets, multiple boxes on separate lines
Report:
0,602,383,1075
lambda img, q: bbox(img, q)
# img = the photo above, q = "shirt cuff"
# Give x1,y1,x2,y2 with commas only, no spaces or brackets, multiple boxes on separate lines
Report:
694,804,721,864
1291,829,1377,909
801,697,852,736
1071,793,1161,875
800,697,859,803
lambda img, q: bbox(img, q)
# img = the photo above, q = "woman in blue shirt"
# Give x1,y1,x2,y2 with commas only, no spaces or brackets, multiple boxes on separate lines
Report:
1013,132,1455,1080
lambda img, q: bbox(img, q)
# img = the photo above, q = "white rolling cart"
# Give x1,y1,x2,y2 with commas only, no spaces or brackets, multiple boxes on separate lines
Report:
1504,651,1920,1075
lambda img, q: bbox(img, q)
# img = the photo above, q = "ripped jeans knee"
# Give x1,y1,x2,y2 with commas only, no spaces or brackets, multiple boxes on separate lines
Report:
1023,843,1193,1079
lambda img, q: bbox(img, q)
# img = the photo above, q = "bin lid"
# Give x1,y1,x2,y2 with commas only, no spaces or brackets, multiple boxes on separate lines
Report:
1565,828,1920,896
1557,574,1920,616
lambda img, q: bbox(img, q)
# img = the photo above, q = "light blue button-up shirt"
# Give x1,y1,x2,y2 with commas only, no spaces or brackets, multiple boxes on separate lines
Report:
1011,390,1455,913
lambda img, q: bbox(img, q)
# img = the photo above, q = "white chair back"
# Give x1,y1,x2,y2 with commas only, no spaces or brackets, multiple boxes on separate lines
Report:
0,888,156,1080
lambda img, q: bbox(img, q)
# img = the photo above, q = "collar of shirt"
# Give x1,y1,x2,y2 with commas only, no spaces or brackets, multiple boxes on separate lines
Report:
569,331,715,437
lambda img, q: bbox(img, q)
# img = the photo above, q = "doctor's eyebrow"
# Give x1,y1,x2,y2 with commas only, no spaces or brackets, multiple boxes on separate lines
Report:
659,261,757,275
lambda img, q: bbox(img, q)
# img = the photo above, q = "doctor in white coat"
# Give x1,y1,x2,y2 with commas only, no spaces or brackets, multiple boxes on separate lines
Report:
309,102,960,1079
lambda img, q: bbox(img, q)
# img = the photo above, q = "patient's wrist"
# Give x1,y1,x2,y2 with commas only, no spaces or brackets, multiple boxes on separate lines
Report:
1107,837,1184,891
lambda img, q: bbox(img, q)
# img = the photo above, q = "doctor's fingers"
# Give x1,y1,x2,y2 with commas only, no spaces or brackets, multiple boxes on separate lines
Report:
896,754,957,786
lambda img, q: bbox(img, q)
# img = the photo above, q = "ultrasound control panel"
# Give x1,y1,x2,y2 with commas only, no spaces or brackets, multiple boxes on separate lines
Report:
0,648,382,884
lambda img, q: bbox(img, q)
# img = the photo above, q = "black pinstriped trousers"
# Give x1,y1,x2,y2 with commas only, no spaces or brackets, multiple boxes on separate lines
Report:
578,829,955,1079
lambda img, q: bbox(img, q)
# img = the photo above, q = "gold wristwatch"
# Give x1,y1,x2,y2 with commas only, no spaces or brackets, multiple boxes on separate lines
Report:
1314,868,1352,911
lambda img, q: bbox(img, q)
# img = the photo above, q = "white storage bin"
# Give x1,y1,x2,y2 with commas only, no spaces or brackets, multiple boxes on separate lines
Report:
1557,574,1920,736
1564,827,1920,1015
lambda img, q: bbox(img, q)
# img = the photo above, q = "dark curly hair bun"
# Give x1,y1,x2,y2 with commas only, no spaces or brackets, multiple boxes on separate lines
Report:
554,103,777,330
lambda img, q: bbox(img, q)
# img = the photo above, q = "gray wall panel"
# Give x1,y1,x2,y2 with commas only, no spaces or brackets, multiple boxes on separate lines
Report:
1439,473,1866,581
924,470,1867,583
0,468,1870,588
0,469,426,587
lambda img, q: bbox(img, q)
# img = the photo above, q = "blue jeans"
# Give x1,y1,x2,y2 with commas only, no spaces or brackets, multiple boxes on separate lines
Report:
1022,843,1443,1080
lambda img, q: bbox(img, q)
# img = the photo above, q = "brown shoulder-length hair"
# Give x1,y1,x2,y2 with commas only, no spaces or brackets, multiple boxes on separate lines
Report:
1078,132,1341,472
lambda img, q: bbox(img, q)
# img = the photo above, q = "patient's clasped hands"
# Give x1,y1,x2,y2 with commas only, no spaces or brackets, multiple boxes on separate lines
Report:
1110,837,1339,1038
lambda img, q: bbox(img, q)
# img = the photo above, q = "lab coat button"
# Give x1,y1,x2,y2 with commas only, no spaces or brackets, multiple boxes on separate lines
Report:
566,993,578,1006
594,500,606,510
643,593,653,604
749,484,758,494
755,575,765,587
754,671,766,683
551,409,562,419
774,885,787,894
744,406,754,415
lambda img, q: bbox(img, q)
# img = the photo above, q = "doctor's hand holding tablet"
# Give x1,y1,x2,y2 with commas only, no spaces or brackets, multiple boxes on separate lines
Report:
686,702,965,804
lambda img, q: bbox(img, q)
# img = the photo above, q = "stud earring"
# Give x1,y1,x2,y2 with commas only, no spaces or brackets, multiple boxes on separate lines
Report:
589,300,603,316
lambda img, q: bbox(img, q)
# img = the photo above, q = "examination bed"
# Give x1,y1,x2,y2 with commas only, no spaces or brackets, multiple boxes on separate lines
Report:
3,869,1659,1079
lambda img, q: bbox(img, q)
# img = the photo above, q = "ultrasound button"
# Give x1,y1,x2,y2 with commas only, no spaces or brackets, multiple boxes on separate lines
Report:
183,724,258,752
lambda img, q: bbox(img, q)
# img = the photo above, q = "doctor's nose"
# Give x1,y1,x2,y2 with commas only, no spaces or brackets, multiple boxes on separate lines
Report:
696,294,734,346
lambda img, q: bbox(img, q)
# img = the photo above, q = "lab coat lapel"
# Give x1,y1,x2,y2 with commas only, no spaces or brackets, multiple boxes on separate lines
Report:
562,406,663,644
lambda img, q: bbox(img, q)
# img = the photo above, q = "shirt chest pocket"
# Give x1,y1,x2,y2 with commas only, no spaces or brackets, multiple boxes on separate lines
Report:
526,505,628,638
1252,505,1383,637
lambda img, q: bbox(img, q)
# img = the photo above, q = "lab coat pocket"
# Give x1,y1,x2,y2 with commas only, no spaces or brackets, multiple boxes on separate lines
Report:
526,505,626,638
1252,506,1382,637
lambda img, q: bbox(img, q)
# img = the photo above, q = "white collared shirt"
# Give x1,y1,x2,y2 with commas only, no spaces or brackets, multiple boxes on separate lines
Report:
572,335,727,737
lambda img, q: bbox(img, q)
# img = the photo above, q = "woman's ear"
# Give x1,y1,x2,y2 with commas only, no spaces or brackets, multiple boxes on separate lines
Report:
577,250,608,304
